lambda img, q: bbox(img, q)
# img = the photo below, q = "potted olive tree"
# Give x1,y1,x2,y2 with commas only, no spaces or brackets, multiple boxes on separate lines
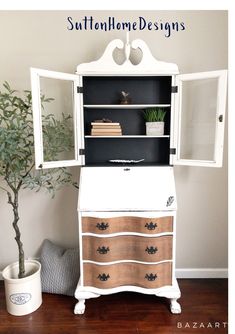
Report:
0,82,77,316
143,107,167,136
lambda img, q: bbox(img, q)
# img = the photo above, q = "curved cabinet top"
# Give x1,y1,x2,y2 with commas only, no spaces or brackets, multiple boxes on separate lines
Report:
76,37,179,75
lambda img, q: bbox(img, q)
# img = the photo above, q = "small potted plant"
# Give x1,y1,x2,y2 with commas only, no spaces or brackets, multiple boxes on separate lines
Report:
143,107,167,136
0,82,76,316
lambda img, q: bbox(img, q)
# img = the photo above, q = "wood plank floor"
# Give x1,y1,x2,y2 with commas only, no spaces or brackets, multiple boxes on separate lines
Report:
0,279,228,334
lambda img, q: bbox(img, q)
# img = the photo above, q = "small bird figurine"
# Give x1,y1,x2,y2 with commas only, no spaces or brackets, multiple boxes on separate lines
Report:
120,91,131,104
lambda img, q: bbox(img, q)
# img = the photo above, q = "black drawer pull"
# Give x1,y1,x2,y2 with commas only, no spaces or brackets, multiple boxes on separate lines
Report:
97,273,110,281
145,222,157,230
145,273,157,281
145,246,158,254
96,222,109,230
97,246,110,254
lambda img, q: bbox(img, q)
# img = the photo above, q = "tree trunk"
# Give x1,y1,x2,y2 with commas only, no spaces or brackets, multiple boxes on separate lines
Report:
10,191,25,278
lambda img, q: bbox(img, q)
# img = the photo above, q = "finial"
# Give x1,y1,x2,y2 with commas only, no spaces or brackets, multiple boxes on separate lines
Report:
124,31,131,61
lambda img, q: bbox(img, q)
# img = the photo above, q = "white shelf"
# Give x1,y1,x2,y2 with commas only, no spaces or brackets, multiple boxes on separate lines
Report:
83,104,171,109
85,135,170,138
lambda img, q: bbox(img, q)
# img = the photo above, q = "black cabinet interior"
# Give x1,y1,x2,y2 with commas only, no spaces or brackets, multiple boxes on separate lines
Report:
83,76,172,105
83,76,172,166
84,108,171,136
85,138,170,166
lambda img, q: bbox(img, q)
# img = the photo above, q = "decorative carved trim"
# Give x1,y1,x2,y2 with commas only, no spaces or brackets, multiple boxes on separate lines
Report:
166,196,174,207
76,36,179,75
75,277,181,314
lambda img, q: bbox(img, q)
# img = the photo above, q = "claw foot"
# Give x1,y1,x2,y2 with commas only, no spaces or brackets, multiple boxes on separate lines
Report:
74,299,85,314
170,299,181,314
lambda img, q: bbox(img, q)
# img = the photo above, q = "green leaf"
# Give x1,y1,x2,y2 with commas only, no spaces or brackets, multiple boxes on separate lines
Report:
0,82,76,197
143,108,167,122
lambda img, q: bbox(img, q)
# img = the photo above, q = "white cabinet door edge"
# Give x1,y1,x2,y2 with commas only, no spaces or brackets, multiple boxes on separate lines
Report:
30,68,84,169
173,70,227,167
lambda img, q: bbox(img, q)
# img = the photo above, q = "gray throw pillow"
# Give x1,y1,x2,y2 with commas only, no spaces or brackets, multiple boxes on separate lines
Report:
40,239,80,296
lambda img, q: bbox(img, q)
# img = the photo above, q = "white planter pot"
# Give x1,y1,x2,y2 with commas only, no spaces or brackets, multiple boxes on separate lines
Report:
2,260,42,316
146,122,164,136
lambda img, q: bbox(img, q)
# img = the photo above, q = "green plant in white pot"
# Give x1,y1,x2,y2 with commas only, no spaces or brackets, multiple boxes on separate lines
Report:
143,107,167,136
0,82,77,316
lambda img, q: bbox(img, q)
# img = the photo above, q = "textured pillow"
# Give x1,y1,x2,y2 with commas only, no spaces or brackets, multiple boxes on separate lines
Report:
40,239,80,296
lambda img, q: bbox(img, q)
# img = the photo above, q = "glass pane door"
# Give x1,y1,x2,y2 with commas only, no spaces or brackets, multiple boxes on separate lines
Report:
173,70,227,167
31,68,83,169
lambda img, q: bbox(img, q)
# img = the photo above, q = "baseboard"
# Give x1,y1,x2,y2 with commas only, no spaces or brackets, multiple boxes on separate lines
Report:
0,268,228,280
176,268,228,278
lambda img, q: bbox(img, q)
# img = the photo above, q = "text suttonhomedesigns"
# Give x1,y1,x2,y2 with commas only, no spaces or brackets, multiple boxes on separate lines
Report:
67,16,185,38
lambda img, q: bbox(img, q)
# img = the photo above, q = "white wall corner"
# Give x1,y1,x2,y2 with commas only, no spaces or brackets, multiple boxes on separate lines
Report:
176,268,228,279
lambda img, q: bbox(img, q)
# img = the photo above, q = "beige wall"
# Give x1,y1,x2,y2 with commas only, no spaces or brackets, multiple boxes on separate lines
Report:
0,11,228,271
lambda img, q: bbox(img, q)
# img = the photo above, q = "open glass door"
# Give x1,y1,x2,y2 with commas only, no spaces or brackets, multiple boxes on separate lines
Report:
173,70,227,167
31,68,84,169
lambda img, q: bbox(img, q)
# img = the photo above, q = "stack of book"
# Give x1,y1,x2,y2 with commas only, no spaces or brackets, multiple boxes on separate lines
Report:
91,122,122,136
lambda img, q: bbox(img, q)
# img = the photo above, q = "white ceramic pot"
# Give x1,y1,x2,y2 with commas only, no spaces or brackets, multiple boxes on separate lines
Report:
146,122,164,136
2,260,42,316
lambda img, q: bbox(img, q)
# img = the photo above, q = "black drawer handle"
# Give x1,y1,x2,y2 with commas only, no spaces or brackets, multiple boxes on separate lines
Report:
97,273,110,281
97,246,110,254
145,246,158,254
145,222,158,230
145,273,157,281
96,222,109,230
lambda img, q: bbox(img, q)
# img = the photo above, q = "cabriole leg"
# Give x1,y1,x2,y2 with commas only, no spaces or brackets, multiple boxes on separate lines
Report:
74,285,100,315
170,298,181,314
74,299,86,315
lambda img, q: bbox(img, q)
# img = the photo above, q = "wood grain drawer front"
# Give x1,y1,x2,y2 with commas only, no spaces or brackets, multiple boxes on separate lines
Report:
83,262,172,289
83,236,172,262
82,216,173,234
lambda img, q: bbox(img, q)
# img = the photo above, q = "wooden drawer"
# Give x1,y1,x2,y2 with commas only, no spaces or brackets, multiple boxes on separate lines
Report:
82,216,173,234
83,235,172,262
83,262,172,289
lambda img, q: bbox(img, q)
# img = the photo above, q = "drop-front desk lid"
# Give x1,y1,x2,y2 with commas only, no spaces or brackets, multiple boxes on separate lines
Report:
78,166,177,211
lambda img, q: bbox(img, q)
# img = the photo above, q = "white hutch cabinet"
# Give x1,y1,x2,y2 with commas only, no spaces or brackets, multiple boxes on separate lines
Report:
30,37,227,315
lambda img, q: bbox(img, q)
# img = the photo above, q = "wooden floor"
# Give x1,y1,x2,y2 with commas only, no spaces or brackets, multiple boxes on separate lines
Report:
0,279,227,334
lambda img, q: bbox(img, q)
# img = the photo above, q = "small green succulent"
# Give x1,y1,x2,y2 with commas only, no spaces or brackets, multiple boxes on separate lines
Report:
143,108,167,122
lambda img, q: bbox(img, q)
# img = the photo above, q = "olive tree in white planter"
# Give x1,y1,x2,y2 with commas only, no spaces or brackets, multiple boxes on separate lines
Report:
0,82,76,316
143,107,167,136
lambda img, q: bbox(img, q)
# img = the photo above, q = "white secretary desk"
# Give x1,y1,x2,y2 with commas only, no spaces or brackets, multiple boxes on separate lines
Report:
30,37,227,314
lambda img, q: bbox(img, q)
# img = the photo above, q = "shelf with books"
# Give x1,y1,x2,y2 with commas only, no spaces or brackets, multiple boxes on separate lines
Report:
84,108,171,137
